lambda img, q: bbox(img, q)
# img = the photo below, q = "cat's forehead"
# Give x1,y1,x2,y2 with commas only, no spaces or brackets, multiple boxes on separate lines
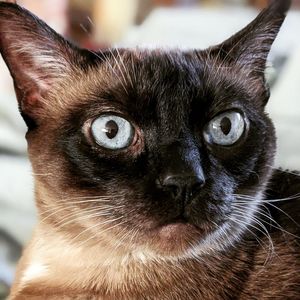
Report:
61,49,205,124
81,49,243,114
85,48,247,106
93,48,204,91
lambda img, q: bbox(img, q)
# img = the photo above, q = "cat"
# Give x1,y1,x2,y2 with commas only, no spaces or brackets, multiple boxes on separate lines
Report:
0,0,299,299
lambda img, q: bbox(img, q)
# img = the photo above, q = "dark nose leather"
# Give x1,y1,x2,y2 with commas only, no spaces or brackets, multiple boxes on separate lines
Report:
162,174,205,201
158,139,205,203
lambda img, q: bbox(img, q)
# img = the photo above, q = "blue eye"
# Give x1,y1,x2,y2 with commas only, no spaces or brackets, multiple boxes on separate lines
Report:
91,115,134,150
204,111,245,146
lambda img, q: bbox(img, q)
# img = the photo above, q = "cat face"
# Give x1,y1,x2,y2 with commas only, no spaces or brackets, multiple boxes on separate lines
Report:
0,1,290,258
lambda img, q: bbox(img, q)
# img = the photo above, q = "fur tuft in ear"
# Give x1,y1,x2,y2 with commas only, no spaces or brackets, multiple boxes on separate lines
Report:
0,3,80,126
207,0,291,76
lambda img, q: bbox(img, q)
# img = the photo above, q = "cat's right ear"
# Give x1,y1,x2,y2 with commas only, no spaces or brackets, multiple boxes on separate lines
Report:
0,3,82,128
204,0,290,104
207,0,290,73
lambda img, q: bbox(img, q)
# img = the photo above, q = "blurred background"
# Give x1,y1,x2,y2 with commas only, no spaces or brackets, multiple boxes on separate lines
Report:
0,0,300,298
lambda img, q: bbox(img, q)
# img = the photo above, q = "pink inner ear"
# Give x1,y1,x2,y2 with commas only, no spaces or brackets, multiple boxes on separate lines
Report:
27,92,41,107
14,82,44,116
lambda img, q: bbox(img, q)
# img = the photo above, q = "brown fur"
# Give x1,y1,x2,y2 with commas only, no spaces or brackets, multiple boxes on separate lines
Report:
1,1,299,299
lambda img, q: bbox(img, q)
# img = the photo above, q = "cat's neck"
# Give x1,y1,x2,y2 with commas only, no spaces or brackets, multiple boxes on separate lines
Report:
10,222,238,299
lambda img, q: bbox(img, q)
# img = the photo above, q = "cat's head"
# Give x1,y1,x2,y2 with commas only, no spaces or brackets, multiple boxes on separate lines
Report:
0,0,290,259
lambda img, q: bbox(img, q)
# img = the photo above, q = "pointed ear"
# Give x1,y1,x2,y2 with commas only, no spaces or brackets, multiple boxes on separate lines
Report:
208,0,291,77
0,3,81,128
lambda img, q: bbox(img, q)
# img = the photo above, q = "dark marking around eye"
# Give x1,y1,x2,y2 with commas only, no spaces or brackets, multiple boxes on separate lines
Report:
220,117,232,135
105,120,119,139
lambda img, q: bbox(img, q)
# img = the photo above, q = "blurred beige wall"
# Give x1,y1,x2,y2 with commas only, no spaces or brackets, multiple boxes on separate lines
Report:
93,0,138,44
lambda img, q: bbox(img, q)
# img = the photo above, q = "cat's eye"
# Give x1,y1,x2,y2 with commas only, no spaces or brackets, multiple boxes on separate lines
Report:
91,115,135,150
204,111,245,146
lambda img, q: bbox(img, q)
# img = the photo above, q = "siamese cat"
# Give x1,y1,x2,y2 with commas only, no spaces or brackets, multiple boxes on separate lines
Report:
0,0,299,299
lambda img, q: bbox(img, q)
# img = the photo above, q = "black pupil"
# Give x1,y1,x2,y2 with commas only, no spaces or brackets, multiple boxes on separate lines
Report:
220,117,232,135
105,120,119,139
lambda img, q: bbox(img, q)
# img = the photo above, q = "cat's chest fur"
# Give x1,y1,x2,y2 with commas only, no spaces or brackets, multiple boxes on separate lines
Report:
10,238,300,300
10,171,300,300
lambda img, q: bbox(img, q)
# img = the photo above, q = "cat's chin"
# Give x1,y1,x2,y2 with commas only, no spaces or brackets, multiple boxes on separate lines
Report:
146,221,207,256
157,222,201,240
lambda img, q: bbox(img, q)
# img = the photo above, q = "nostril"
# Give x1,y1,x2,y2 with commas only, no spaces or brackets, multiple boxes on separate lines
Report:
191,180,205,192
160,175,205,199
169,185,182,199
189,181,205,197
161,176,183,198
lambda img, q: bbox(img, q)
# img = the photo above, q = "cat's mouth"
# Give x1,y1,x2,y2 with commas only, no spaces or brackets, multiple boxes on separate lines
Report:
149,216,206,250
137,207,225,256
158,220,200,238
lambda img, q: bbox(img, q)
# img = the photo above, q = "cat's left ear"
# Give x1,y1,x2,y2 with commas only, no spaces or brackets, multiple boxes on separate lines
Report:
0,3,85,127
207,0,290,88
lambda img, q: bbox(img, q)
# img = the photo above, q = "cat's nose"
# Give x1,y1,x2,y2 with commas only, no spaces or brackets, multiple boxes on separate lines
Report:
161,174,205,201
158,139,205,202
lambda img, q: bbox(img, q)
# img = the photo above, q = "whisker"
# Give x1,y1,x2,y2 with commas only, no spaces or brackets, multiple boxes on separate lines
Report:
234,205,300,240
229,216,269,253
115,47,134,90
265,202,300,228
111,208,137,251
230,213,275,261
55,211,117,233
70,215,124,244
113,227,131,252
80,23,89,34
90,49,129,96
86,16,94,27
234,194,300,227
75,219,127,248
256,208,300,240
104,48,129,95
50,207,119,230
41,207,123,224
109,47,129,94
234,193,300,203
40,193,127,211
40,198,117,216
